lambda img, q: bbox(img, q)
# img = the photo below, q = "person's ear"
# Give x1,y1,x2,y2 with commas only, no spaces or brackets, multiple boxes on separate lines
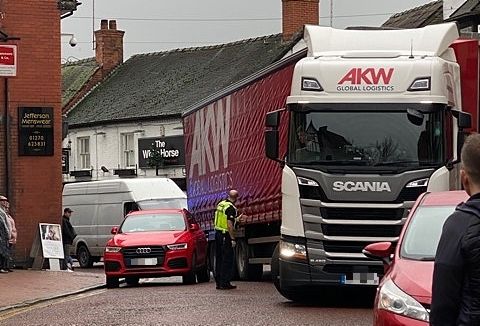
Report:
461,169,472,196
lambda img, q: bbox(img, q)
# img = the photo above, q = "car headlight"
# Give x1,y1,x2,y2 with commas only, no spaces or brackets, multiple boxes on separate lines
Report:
279,240,307,261
105,246,122,253
167,243,188,250
378,279,429,322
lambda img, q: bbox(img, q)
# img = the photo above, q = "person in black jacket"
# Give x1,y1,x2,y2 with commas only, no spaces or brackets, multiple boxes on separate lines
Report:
430,134,480,325
61,208,77,271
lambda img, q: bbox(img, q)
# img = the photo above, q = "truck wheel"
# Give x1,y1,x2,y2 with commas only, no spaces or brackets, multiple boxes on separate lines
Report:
271,243,281,292
77,244,94,268
106,276,119,289
125,277,139,286
208,243,216,279
235,239,263,281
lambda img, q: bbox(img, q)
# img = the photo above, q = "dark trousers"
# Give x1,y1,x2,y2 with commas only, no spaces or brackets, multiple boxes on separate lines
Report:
215,230,234,286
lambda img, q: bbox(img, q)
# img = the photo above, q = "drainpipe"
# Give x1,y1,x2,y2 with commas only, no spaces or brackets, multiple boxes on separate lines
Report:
4,78,10,199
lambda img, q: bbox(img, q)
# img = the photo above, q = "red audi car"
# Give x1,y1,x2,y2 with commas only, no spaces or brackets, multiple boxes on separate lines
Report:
104,209,209,288
364,191,468,325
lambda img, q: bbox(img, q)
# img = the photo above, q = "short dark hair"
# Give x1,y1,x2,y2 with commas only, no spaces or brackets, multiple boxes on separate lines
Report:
461,134,480,185
64,208,73,213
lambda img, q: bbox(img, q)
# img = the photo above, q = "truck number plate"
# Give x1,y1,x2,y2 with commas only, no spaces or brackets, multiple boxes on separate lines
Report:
130,258,157,266
341,273,379,285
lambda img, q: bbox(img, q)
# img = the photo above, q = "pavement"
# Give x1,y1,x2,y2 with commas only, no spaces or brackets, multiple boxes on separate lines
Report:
0,266,105,313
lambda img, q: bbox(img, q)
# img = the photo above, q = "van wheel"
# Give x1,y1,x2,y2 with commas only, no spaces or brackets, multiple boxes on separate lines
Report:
77,245,94,268
106,276,119,289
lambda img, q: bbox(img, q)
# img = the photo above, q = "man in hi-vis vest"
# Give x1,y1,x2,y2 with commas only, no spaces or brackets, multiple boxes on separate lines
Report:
214,189,244,290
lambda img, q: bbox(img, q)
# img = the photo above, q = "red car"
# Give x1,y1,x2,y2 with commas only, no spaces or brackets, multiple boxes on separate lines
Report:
104,209,209,288
364,191,468,325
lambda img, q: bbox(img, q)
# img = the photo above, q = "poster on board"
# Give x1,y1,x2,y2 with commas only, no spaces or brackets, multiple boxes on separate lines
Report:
38,223,64,259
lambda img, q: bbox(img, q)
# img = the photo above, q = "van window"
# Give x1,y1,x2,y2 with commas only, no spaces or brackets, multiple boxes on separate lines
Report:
137,198,187,210
124,202,139,216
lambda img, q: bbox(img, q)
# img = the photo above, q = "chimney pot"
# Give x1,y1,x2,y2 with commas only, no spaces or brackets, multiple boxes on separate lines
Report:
100,19,108,30
109,20,117,30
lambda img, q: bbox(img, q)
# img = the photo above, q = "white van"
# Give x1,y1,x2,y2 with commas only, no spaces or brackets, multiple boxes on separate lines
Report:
62,178,187,268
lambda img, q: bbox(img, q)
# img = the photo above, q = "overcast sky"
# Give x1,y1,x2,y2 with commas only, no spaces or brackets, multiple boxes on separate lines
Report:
61,0,436,61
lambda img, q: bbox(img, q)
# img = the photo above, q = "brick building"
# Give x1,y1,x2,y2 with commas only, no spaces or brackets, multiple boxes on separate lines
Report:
0,0,79,266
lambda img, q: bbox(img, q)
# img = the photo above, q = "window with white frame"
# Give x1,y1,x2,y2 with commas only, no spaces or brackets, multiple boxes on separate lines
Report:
122,133,135,167
77,137,90,169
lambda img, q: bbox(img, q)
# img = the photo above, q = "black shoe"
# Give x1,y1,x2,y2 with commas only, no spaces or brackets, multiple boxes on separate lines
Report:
6,268,13,272
218,284,237,290
0,269,8,273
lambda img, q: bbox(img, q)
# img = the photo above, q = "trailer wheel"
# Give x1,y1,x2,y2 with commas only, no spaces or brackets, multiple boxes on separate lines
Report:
235,239,263,281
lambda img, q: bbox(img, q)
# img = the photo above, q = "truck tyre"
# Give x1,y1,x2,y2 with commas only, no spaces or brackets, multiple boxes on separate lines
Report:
125,277,139,286
235,238,263,281
77,244,94,268
106,276,119,289
208,243,216,279
271,243,281,292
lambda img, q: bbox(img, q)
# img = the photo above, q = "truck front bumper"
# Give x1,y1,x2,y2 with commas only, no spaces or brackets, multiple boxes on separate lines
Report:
279,258,378,291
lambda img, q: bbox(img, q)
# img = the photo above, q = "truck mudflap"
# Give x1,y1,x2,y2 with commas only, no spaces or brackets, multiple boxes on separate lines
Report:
279,258,380,291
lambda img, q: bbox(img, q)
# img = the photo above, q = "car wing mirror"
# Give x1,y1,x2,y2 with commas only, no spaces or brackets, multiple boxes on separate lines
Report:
111,226,119,235
363,242,394,265
189,223,200,231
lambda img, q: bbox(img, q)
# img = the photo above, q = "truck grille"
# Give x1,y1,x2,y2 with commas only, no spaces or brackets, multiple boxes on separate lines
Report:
321,224,403,238
323,241,374,254
321,207,402,221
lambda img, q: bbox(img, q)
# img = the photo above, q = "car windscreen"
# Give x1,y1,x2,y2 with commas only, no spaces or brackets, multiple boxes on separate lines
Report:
137,198,187,210
120,213,186,233
400,206,456,261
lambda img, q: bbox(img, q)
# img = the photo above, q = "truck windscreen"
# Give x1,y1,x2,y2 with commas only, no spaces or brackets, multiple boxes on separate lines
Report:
288,105,444,169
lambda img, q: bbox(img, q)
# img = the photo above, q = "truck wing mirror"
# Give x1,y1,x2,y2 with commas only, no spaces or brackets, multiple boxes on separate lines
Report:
265,130,279,160
451,109,471,129
265,109,283,128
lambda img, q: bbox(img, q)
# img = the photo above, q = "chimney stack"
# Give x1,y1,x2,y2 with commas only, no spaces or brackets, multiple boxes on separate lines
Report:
95,19,125,75
282,0,319,41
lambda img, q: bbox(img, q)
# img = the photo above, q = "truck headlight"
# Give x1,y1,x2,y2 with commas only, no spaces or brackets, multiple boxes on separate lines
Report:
406,178,428,188
167,243,188,250
105,246,122,253
280,240,307,261
378,279,429,322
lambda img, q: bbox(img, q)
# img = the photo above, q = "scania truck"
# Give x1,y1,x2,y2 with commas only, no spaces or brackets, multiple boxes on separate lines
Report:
183,23,478,300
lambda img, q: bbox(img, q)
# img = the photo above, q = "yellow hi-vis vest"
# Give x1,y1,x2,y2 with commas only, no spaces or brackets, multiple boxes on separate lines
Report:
214,200,235,233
